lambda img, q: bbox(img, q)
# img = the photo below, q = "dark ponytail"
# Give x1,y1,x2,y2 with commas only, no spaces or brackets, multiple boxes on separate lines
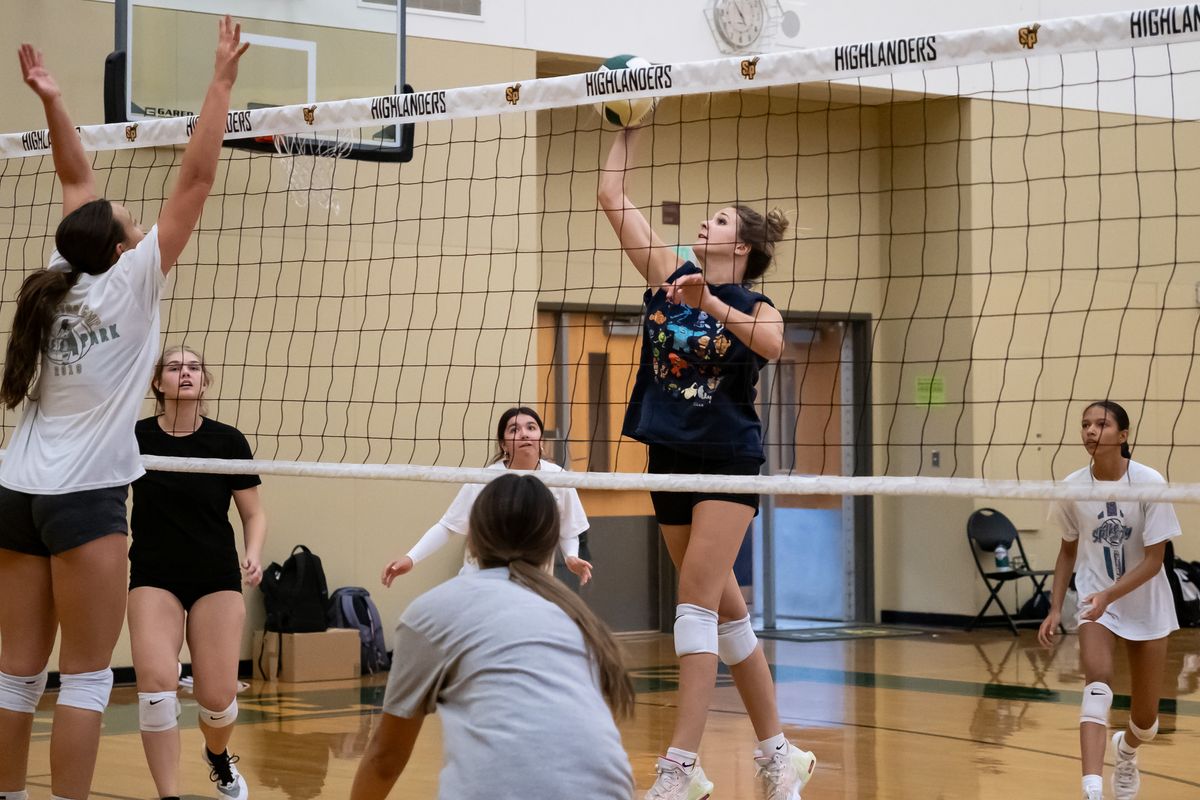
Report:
1,199,123,409
469,474,634,718
1085,400,1132,458
1,270,80,408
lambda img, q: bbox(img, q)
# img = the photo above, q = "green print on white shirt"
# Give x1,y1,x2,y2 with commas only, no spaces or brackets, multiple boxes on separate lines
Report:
0,225,164,494
47,302,121,375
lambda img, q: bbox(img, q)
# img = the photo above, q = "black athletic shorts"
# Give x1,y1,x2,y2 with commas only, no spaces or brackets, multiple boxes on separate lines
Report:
0,484,128,556
647,444,761,526
128,572,243,612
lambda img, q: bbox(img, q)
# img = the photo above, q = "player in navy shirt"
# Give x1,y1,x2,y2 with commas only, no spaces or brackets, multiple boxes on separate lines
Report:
624,261,773,461
599,127,816,800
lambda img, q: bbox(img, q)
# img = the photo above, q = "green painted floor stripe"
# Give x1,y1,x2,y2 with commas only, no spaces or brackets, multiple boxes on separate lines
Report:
31,662,1199,740
632,663,1199,717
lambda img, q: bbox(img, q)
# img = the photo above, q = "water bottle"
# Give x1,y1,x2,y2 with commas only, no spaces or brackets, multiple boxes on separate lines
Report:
994,544,1012,571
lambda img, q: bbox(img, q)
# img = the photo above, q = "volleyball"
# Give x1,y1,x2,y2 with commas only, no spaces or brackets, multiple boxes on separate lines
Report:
595,54,658,128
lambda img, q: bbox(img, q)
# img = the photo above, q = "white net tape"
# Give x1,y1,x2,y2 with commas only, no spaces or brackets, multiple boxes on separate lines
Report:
0,453,1181,504
7,7,1200,509
7,7,1200,160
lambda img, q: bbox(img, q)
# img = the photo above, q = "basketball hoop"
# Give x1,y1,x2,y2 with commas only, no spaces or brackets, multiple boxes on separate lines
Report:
273,129,357,214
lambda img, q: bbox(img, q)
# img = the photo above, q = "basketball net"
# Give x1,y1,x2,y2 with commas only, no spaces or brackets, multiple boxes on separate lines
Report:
273,130,356,214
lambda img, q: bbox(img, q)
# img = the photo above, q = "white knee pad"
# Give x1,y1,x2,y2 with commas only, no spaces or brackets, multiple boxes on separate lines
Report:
1080,681,1113,727
674,603,718,658
138,691,181,732
1129,716,1159,742
198,698,238,729
57,669,113,713
717,615,758,666
0,669,48,714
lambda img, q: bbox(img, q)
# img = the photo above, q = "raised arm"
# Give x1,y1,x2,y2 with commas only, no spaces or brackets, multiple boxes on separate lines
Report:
19,45,95,216
156,15,249,274
597,127,681,287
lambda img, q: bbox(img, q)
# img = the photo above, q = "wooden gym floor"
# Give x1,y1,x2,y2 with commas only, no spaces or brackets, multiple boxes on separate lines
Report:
20,627,1200,799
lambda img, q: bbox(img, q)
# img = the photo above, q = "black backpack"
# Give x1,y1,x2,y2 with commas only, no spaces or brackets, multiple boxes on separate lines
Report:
328,587,392,675
260,545,330,634
1164,541,1200,628
1018,590,1051,621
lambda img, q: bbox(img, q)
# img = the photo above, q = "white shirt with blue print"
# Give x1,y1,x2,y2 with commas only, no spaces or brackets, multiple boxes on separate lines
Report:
1050,460,1181,640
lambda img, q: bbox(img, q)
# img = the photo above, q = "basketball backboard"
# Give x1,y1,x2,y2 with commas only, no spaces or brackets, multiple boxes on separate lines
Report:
115,1,409,160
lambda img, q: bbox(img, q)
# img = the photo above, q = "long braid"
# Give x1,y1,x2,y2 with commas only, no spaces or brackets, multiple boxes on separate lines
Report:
1,269,80,408
508,559,634,718
469,473,634,718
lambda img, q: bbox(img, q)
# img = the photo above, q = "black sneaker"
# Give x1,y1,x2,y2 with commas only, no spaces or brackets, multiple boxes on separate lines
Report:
203,747,248,800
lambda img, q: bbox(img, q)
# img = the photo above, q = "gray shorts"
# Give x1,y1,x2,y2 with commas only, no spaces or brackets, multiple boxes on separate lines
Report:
0,484,129,556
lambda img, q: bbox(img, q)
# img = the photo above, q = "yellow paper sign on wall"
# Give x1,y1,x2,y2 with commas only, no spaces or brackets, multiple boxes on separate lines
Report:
915,375,945,407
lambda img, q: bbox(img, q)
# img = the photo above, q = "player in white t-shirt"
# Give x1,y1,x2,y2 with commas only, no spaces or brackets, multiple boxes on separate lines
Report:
0,20,248,800
380,406,594,586
353,473,634,800
1039,401,1181,800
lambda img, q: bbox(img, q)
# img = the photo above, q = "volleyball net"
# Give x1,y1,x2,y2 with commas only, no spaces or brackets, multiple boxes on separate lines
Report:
4,6,1200,503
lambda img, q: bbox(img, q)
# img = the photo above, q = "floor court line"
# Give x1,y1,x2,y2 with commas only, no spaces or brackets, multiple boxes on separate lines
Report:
27,662,1200,741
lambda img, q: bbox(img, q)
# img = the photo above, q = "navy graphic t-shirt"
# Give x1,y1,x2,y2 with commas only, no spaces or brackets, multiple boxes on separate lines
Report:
622,262,772,461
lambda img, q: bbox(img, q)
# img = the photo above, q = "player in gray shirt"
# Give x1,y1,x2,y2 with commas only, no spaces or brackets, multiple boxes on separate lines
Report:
351,473,635,800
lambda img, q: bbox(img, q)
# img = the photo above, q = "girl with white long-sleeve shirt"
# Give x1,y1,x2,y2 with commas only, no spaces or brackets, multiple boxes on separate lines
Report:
382,407,592,586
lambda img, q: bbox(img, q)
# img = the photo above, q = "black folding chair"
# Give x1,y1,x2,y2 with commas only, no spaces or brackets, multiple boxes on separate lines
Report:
966,507,1055,635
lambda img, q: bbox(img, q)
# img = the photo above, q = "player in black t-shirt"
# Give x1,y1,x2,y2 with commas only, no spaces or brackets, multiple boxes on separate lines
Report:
128,346,266,800
599,127,815,800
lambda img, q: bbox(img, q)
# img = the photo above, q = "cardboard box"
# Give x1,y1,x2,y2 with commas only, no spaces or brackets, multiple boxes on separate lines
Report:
253,629,361,682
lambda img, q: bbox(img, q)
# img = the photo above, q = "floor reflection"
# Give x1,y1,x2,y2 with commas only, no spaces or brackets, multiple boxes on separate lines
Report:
28,628,1200,798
